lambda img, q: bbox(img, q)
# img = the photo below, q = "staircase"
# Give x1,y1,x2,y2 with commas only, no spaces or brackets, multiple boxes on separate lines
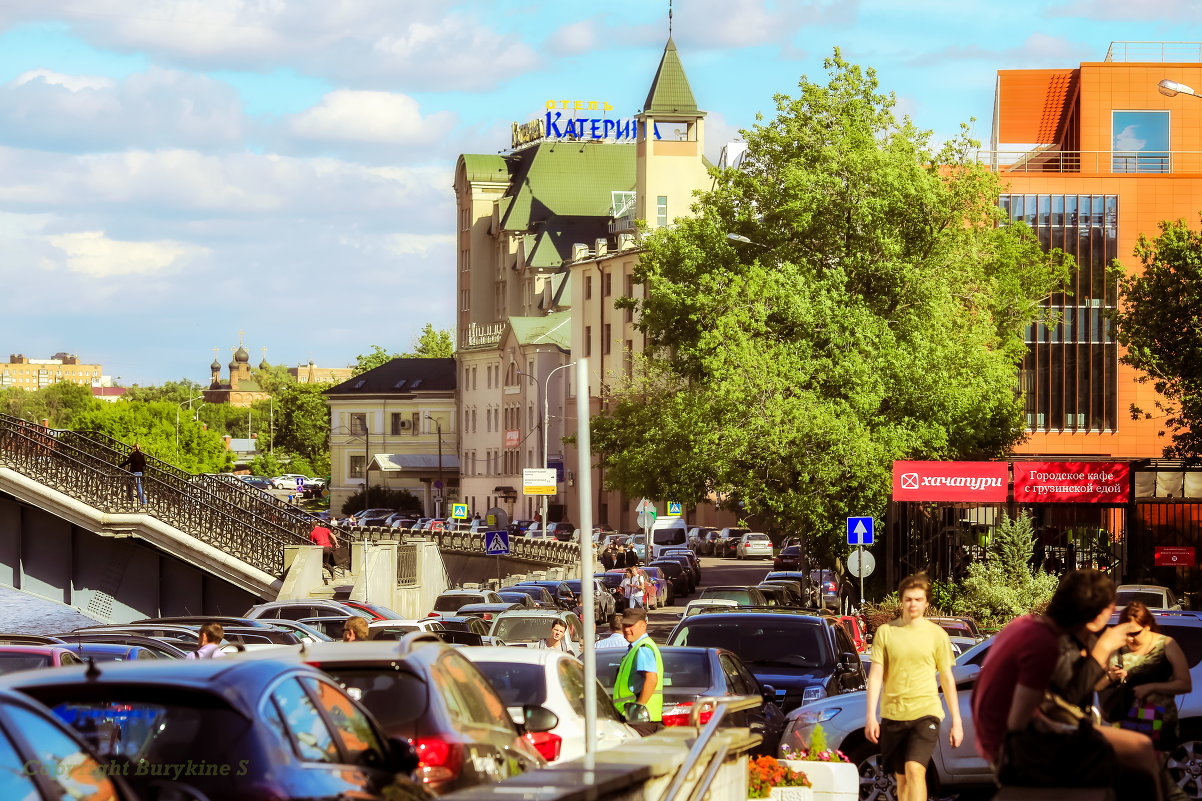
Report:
0,414,310,576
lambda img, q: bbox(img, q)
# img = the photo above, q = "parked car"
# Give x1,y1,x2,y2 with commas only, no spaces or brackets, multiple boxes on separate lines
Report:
736,533,774,560
489,610,586,657
595,645,787,755
1116,583,1183,610
562,578,617,620
427,590,505,619
454,602,524,624
715,527,751,557
463,646,639,762
638,566,674,606
341,600,406,621
649,559,692,597
763,571,818,607
809,569,842,610
593,572,628,613
62,643,164,662
683,598,738,618
687,527,717,553
496,592,539,609
436,616,493,637
2,656,420,800
50,632,191,659
604,568,667,609
511,581,578,610
758,583,806,608
499,585,558,608
699,530,723,556
271,473,309,490
548,522,576,542
836,615,870,653
239,475,274,491
245,599,374,621
698,585,770,607
0,686,141,800
667,608,866,712
773,545,804,572
662,547,703,585
655,552,699,593
0,645,84,675
622,534,648,562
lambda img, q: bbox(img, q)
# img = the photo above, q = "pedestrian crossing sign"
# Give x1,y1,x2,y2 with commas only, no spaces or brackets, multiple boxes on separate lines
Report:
485,531,510,555
451,503,469,520
667,502,682,516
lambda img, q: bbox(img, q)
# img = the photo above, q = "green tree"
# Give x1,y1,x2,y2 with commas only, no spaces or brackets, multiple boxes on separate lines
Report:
122,379,205,406
591,53,1069,559
253,364,296,394
403,324,454,358
268,382,331,475
1112,218,1202,458
70,401,233,473
341,486,423,516
954,511,1059,627
351,345,400,376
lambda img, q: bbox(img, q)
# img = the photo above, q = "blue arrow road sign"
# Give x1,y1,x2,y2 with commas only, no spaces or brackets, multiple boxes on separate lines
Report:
847,516,874,546
485,530,511,556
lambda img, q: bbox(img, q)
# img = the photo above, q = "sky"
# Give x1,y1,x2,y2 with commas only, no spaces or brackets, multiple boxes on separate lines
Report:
0,0,1198,386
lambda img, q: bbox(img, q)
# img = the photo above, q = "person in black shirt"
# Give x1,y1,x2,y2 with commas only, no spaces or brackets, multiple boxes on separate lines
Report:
118,444,147,505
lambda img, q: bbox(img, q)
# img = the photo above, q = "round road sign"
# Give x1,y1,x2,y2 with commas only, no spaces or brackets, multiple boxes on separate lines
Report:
848,549,876,578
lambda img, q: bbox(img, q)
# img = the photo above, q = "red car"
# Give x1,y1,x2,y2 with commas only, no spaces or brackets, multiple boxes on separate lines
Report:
342,600,405,621
837,615,869,653
0,645,85,675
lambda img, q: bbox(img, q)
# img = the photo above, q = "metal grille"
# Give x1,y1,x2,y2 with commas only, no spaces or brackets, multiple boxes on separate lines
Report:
0,415,309,575
397,544,419,586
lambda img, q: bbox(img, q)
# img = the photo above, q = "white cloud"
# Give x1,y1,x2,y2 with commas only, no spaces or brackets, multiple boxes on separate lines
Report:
0,1,541,91
46,230,205,276
904,33,1093,68
0,67,244,152
384,233,456,255
288,91,456,146
1047,0,1202,21
1113,125,1146,152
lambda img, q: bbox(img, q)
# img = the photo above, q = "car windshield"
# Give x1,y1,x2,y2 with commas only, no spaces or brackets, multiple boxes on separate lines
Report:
668,620,830,669
324,668,429,731
699,589,754,605
747,534,769,541
596,650,712,691
492,617,563,642
654,528,686,545
51,698,249,763
433,594,480,612
1117,591,1168,608
470,662,548,707
0,654,52,673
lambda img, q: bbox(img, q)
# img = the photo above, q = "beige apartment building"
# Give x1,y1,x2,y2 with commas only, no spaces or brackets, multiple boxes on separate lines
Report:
324,359,457,517
0,353,103,389
454,38,728,530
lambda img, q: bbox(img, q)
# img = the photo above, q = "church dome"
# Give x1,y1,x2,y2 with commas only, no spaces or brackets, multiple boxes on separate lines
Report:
210,358,221,371
234,345,249,363
258,359,270,370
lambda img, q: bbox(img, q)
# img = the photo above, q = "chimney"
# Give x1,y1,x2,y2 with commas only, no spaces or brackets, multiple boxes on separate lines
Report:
594,238,608,257
571,243,590,261
618,232,636,250
223,435,232,449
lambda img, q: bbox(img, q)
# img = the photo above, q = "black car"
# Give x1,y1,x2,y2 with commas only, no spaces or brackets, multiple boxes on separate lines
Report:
593,572,628,613
661,547,703,585
666,608,866,712
511,581,577,610
649,559,692,597
1,657,418,800
595,645,785,754
773,545,804,572
496,592,538,609
0,685,140,800
757,583,806,608
499,585,557,607
763,571,818,606
562,578,617,620
655,552,699,592
437,616,493,637
509,520,535,537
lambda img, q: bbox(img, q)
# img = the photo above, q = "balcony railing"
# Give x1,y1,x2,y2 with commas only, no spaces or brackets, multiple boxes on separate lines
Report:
1105,42,1202,63
976,149,1202,174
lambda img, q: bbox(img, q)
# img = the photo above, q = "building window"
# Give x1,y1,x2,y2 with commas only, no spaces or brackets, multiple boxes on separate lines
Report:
1112,110,1170,173
349,413,367,436
1001,194,1119,432
603,271,612,297
603,323,612,355
656,196,668,228
585,275,593,300
349,455,365,479
585,326,592,357
391,413,406,435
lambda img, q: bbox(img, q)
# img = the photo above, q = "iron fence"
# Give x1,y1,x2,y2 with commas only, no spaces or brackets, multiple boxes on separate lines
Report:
397,544,419,586
0,416,308,575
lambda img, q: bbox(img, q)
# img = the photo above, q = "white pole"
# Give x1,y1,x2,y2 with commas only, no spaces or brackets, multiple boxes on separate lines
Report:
576,358,596,767
859,546,865,610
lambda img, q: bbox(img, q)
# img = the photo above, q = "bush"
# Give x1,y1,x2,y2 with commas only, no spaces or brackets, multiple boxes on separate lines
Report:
952,510,1058,627
341,486,423,516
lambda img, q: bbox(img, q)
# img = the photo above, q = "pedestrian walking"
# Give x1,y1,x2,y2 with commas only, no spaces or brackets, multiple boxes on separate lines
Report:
596,613,627,649
186,622,225,659
343,617,370,642
865,573,962,801
620,566,646,609
612,608,664,736
623,544,639,569
600,547,616,572
309,521,339,577
118,443,147,505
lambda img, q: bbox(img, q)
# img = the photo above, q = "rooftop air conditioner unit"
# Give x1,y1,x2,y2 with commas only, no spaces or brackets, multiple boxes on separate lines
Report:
595,238,608,257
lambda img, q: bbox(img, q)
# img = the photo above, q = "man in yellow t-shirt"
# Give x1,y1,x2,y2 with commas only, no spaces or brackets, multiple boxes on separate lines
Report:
865,573,962,801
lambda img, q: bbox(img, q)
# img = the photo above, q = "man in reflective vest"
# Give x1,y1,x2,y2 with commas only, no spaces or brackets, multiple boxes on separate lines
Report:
613,607,664,735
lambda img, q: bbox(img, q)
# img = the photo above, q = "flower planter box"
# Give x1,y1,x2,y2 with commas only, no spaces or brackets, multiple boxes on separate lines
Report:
781,760,857,801
770,787,814,801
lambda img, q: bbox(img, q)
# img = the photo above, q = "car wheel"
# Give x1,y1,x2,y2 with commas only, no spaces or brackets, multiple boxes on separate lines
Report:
1168,731,1202,799
848,743,897,801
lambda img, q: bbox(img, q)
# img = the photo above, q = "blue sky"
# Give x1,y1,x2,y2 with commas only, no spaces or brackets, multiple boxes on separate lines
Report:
0,0,1198,385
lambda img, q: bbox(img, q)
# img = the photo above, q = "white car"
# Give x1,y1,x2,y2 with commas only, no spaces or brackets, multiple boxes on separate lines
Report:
462,646,640,761
271,473,308,490
367,618,445,639
489,610,585,658
1116,584,1182,610
682,598,738,618
736,533,774,560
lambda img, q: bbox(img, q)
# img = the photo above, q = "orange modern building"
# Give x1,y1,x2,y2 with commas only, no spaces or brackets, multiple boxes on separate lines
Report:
991,42,1202,460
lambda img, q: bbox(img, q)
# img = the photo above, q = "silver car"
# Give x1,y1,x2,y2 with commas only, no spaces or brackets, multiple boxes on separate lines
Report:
782,612,1202,800
736,533,774,560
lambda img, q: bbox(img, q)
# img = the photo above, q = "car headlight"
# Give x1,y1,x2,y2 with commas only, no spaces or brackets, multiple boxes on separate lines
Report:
801,686,825,703
797,707,841,725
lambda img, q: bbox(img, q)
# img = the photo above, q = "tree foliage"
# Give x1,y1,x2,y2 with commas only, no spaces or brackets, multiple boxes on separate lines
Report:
266,381,331,475
351,345,400,376
954,511,1059,627
351,325,454,375
591,53,1069,558
70,401,234,473
1112,218,1202,458
341,486,423,516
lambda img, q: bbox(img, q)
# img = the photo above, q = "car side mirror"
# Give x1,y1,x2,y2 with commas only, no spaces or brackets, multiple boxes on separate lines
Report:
522,704,559,734
385,736,419,773
761,683,777,701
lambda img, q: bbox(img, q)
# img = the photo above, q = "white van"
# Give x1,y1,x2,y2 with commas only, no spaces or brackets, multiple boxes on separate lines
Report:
649,518,689,561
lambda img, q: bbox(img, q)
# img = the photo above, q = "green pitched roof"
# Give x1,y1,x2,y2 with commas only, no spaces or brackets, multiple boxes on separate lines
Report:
643,38,700,115
498,142,635,231
508,311,571,350
460,154,510,183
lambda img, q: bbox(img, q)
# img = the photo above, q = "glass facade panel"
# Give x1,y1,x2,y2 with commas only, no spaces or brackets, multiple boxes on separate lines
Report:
1009,194,1119,432
1113,111,1170,173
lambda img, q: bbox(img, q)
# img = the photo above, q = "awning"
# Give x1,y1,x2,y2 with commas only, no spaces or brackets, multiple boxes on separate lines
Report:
493,486,517,494
371,454,461,472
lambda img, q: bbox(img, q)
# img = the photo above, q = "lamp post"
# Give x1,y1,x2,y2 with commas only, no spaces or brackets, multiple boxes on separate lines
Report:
425,414,444,518
1158,79,1197,98
176,396,203,454
541,361,577,533
513,366,542,519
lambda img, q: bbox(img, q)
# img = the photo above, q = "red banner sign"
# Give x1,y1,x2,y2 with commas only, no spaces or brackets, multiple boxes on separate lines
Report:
1155,546,1196,567
892,461,1009,502
504,429,521,448
1012,462,1130,503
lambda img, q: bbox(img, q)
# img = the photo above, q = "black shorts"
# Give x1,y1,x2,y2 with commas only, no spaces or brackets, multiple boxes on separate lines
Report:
879,716,940,775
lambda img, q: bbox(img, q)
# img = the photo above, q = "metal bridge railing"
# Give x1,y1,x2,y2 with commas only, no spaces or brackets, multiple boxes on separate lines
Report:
0,415,309,575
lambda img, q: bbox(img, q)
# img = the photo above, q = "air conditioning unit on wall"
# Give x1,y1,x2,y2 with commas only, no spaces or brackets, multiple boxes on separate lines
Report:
397,419,412,430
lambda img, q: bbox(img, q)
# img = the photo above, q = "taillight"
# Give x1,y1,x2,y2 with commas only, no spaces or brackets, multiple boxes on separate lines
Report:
483,613,494,620
661,702,715,727
412,738,464,783
524,730,562,762
825,582,836,593
427,612,441,618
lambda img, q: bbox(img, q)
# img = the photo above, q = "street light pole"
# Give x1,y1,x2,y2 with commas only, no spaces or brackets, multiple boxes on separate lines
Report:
426,414,444,518
542,361,577,533
513,366,542,519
